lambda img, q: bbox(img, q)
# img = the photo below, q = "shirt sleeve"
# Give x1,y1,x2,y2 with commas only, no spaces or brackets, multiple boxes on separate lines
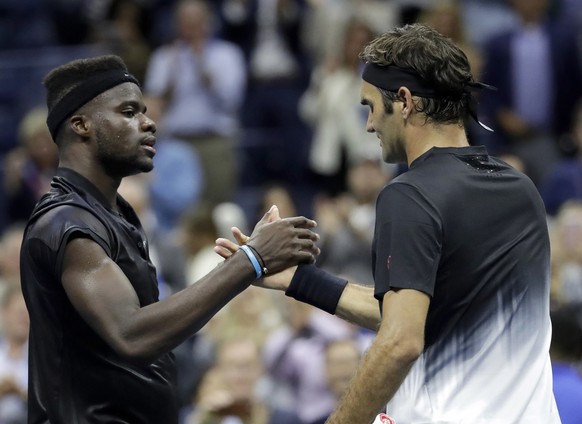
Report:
373,182,442,301
28,204,113,281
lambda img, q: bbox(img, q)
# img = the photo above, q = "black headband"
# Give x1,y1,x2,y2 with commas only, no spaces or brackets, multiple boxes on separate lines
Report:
46,69,139,139
362,62,496,131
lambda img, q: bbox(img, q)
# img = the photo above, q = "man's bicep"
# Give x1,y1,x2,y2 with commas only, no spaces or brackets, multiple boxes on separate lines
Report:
61,236,141,346
379,289,430,349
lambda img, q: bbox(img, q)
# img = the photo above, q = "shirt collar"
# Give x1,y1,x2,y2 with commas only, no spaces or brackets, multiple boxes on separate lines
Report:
55,167,113,210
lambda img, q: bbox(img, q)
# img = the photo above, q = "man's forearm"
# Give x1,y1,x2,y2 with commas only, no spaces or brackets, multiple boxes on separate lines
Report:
328,289,429,423
325,336,416,424
335,282,381,331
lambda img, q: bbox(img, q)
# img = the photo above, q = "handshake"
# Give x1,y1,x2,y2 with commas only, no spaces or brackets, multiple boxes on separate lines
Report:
214,205,321,289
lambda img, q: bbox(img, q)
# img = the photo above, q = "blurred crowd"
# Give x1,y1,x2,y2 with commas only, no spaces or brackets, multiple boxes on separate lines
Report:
1,0,582,423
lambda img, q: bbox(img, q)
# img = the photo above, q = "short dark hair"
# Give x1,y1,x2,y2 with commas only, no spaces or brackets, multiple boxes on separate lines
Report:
43,55,129,112
43,55,132,143
360,24,474,125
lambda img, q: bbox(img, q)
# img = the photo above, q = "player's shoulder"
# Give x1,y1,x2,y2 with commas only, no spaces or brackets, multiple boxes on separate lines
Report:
28,192,109,240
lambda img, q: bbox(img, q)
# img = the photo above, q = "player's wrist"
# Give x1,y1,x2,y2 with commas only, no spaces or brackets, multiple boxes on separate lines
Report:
239,245,267,279
285,264,348,314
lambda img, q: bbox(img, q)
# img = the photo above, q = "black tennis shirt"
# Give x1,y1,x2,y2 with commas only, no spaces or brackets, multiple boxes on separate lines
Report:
372,146,550,350
20,168,178,424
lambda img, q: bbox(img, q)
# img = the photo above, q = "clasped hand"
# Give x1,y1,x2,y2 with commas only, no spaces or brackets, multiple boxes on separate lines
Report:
214,205,320,289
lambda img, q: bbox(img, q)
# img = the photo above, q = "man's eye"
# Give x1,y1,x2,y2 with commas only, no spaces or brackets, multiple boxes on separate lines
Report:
122,110,135,117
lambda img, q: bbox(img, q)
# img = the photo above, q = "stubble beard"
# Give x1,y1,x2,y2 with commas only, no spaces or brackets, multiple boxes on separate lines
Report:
95,129,154,178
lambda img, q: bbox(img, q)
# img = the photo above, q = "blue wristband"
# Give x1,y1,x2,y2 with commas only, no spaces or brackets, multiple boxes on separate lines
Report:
240,245,263,279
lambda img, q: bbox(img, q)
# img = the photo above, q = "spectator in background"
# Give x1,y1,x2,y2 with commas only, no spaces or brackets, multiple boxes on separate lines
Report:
181,336,300,424
259,184,298,220
315,158,390,284
548,201,582,304
2,107,57,226
217,0,315,219
262,300,355,424
180,203,223,285
92,0,153,83
300,17,378,195
417,0,482,79
310,338,362,424
0,285,29,424
480,0,582,185
149,138,203,231
144,0,246,206
203,286,284,348
550,303,582,424
0,225,25,289
541,101,582,216
301,0,397,68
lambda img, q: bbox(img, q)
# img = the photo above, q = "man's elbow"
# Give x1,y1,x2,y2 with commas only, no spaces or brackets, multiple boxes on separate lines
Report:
383,336,424,365
108,337,161,365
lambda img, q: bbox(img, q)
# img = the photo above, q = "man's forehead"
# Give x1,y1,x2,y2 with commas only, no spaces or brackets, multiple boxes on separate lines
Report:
109,81,142,97
97,82,143,103
360,80,380,102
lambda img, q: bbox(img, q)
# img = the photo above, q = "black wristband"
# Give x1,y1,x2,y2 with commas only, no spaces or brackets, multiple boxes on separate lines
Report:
285,264,348,315
247,244,268,275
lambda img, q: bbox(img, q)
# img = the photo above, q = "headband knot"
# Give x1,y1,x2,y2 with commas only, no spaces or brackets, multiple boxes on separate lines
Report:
46,69,139,140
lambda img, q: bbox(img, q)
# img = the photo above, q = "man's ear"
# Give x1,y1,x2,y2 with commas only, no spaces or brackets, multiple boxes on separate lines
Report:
69,115,90,138
398,86,414,119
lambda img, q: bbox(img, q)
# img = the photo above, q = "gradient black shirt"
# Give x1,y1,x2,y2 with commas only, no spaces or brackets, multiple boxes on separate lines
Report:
371,147,558,422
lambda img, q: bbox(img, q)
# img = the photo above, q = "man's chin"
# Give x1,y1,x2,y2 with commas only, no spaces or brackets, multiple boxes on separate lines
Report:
138,160,154,174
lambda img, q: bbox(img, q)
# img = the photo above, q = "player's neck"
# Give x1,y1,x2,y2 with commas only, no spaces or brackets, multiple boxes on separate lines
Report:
59,157,121,210
405,122,469,166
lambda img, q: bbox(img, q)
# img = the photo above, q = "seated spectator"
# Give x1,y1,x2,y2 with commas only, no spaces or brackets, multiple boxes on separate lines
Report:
181,336,300,424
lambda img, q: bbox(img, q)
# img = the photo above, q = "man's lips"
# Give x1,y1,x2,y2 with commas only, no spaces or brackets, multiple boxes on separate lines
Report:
141,135,156,155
